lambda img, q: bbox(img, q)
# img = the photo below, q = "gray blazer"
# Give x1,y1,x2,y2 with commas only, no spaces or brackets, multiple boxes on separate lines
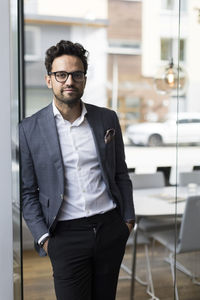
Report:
19,103,135,256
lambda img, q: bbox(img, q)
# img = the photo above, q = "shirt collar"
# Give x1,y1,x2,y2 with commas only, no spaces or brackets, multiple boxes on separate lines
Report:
52,100,61,117
52,100,87,126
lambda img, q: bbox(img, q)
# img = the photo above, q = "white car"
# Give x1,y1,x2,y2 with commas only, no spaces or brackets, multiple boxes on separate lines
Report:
126,113,200,146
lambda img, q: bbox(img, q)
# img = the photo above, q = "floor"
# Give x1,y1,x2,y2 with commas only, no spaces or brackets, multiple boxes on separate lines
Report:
23,243,200,300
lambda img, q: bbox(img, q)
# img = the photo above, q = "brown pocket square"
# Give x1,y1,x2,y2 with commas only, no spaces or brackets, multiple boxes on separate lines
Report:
104,128,115,144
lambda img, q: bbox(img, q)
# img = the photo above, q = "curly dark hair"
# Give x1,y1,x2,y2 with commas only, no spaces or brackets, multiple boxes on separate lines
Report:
45,40,89,74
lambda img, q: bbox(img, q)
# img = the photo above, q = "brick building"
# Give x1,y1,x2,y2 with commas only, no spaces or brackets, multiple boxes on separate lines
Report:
107,0,168,132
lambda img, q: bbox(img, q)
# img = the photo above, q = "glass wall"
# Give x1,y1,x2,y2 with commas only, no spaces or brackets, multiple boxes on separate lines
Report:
0,0,22,299
176,0,200,297
22,0,200,299
0,1,13,299
11,0,23,299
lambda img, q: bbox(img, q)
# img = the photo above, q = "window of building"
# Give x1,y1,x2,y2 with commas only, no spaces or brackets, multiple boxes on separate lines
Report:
107,96,141,132
25,26,41,61
162,0,175,10
161,0,187,11
161,0,174,10
179,39,186,61
161,38,173,61
108,39,141,55
160,38,186,62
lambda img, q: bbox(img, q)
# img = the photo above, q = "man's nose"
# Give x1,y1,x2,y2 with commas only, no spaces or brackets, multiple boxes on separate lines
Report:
65,74,74,85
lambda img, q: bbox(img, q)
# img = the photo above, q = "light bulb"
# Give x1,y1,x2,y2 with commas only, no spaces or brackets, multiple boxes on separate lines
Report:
166,70,175,86
154,60,187,95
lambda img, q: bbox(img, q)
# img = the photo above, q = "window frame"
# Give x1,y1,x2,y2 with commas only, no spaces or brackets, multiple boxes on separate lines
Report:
160,37,186,62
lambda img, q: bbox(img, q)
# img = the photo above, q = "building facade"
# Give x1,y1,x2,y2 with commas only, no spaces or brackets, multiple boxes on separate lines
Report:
24,0,108,116
107,0,169,132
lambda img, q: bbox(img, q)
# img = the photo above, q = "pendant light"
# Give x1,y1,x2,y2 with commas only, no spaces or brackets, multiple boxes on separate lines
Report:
154,58,187,95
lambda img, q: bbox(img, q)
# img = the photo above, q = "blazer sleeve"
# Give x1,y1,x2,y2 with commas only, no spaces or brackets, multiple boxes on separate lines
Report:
113,111,135,222
19,122,49,243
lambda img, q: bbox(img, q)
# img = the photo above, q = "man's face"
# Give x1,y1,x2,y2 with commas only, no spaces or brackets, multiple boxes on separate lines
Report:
45,54,86,107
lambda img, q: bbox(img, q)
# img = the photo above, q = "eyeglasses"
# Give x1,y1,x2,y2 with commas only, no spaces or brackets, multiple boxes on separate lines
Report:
48,71,85,83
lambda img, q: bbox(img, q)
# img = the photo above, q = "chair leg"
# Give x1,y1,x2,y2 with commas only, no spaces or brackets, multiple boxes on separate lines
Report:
165,255,200,286
121,244,159,299
191,252,200,285
169,253,179,300
121,223,159,300
120,262,148,285
145,244,160,300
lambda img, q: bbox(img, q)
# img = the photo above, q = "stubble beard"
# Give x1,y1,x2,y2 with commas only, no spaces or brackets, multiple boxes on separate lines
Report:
53,87,83,108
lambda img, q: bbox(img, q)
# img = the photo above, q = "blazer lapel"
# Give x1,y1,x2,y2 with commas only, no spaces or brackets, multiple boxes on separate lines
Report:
85,103,106,164
37,104,64,190
85,103,112,193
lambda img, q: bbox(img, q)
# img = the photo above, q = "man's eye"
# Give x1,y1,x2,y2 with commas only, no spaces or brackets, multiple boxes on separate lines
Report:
57,72,66,78
74,72,83,79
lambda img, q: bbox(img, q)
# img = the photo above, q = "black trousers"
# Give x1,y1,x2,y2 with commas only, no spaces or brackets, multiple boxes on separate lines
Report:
48,209,130,300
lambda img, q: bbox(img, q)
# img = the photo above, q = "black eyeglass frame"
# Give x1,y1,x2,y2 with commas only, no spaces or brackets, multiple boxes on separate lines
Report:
48,70,86,83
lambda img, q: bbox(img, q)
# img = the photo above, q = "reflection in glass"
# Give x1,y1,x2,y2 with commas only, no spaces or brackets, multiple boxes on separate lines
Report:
11,0,22,299
154,60,187,95
26,87,51,117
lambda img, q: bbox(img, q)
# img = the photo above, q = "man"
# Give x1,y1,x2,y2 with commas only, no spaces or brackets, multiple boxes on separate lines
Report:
20,40,135,300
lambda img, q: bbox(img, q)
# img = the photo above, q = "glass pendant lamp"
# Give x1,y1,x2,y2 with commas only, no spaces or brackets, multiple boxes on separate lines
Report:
154,58,187,95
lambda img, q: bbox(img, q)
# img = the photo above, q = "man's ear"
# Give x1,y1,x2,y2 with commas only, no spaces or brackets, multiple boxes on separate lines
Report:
45,74,52,89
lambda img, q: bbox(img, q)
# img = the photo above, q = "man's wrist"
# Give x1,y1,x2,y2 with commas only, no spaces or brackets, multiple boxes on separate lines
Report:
38,234,50,247
126,219,135,226
40,236,49,248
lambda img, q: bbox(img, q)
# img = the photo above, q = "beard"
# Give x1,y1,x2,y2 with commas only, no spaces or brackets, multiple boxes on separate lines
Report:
53,85,83,108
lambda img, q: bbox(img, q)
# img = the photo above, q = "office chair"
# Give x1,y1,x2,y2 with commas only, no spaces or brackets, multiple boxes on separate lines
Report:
151,195,200,300
193,165,200,171
120,225,159,300
128,167,135,173
130,171,165,189
123,172,171,300
179,171,200,186
156,166,172,186
127,172,182,299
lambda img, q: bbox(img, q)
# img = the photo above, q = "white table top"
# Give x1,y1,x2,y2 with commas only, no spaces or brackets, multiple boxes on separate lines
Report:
133,186,190,217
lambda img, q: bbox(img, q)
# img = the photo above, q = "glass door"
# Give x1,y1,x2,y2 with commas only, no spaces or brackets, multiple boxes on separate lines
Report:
11,0,24,298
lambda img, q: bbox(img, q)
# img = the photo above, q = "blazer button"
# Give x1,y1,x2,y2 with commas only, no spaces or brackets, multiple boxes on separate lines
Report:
60,194,63,200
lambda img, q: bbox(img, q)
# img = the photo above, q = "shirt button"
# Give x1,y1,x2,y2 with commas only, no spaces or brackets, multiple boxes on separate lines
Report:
86,210,90,215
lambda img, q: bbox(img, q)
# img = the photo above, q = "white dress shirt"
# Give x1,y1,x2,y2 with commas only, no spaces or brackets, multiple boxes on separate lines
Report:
53,101,116,221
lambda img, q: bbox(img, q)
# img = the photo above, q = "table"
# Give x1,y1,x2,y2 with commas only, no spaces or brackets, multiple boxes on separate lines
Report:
134,186,188,217
130,186,190,299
